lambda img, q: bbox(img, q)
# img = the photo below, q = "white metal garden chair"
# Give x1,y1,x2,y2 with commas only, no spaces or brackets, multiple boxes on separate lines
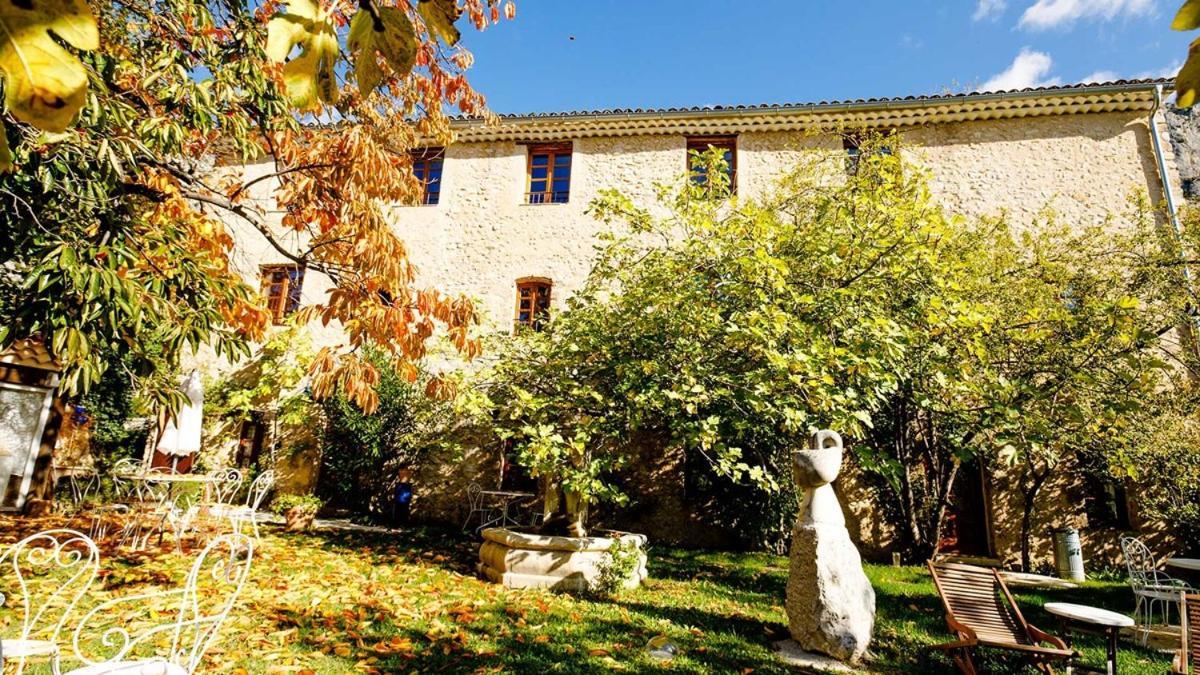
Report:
201,469,242,508
116,468,173,550
0,529,100,675
65,533,254,674
88,459,142,540
461,483,499,533
1121,535,1195,644
224,470,275,541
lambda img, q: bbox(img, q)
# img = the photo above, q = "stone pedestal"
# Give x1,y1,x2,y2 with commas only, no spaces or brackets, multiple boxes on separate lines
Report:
785,430,874,664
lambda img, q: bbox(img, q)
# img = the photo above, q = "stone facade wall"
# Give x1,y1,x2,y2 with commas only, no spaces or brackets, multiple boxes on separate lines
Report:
195,107,1182,566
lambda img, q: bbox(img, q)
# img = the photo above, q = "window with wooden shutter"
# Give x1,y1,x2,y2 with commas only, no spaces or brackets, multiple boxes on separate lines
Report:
843,131,895,175
260,264,305,324
686,135,736,195
411,147,444,205
514,278,552,331
525,143,571,204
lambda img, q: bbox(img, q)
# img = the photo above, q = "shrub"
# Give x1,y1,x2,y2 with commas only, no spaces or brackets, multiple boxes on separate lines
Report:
271,493,323,516
317,347,456,517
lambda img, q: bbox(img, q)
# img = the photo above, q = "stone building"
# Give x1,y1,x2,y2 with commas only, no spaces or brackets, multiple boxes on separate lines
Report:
203,78,1187,568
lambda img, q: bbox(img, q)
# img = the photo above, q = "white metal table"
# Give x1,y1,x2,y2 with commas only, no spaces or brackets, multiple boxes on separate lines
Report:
1166,558,1200,572
120,472,219,545
479,490,535,529
1043,602,1134,675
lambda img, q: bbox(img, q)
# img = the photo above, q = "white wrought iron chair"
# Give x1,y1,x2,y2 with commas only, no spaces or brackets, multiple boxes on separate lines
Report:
88,459,143,540
0,529,100,675
202,469,243,508
461,483,499,533
116,468,173,550
65,533,254,674
225,471,275,541
53,467,100,515
1121,535,1195,644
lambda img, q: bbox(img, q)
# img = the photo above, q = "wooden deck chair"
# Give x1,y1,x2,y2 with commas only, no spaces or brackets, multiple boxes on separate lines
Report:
928,561,1076,674
1173,593,1200,674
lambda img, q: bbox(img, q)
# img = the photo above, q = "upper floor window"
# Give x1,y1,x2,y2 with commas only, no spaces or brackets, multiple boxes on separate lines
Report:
526,143,571,204
261,264,304,324
686,135,737,196
411,147,444,205
514,278,552,331
843,132,895,175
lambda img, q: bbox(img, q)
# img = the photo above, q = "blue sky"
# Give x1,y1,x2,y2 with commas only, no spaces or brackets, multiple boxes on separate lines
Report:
458,0,1191,114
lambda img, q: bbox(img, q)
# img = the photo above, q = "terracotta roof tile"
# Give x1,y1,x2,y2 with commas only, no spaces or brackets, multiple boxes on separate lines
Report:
456,78,1174,122
0,338,59,371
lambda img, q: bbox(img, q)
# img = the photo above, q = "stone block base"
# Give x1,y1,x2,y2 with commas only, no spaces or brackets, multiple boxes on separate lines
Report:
477,528,647,591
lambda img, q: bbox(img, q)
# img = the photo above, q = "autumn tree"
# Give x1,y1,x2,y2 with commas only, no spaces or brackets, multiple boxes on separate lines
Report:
0,0,511,409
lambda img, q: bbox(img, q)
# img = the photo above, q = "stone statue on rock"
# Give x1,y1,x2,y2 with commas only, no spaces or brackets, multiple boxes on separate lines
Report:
785,430,875,664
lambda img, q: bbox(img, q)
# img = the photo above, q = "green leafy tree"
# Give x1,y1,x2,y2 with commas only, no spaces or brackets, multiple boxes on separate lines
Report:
487,141,1186,557
487,146,954,540
318,347,456,516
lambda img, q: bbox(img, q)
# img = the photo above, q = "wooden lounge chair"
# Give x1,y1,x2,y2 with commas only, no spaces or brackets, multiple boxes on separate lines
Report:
928,561,1076,674
1173,593,1200,674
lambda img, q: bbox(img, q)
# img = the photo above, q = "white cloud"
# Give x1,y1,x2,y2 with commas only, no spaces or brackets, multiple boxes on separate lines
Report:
1080,69,1119,83
1018,0,1154,30
982,49,1063,91
974,0,1008,21
1135,60,1183,79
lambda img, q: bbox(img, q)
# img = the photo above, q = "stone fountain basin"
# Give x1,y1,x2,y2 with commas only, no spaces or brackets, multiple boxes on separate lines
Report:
478,527,647,592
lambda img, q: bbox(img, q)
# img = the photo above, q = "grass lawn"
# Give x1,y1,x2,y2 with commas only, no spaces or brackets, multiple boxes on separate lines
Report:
0,516,1176,673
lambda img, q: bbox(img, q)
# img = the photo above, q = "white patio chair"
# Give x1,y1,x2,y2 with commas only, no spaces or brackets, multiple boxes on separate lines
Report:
202,469,243,508
66,533,254,675
53,467,99,515
224,471,275,541
0,529,100,675
116,468,173,550
1121,535,1195,644
88,459,142,540
461,483,499,533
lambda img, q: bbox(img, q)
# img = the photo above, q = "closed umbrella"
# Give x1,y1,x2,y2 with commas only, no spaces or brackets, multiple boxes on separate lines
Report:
155,370,203,473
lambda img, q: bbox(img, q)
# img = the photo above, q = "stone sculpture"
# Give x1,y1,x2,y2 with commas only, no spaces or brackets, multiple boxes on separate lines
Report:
785,430,875,663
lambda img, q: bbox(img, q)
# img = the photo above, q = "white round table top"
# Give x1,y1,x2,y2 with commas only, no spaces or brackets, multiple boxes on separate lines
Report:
1166,558,1200,571
120,473,218,483
1043,602,1134,628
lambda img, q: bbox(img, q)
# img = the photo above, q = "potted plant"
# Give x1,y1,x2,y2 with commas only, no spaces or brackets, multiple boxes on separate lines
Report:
272,494,323,532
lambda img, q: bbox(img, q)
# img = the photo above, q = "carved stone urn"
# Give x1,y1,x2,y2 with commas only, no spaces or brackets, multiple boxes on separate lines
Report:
784,430,875,663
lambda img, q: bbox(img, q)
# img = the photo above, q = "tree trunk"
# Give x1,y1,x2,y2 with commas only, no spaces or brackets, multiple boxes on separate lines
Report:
926,457,961,561
1019,469,1050,573
541,475,562,523
565,490,588,537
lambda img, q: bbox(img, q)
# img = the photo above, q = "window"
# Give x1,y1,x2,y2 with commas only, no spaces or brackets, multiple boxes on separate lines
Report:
260,264,304,324
411,147,444,205
1084,477,1133,530
843,132,895,175
686,135,737,195
514,278,552,331
236,413,267,468
526,143,571,204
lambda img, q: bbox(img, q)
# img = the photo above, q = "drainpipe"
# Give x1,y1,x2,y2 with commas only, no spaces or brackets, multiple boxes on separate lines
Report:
1150,84,1200,368
1151,85,1185,238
